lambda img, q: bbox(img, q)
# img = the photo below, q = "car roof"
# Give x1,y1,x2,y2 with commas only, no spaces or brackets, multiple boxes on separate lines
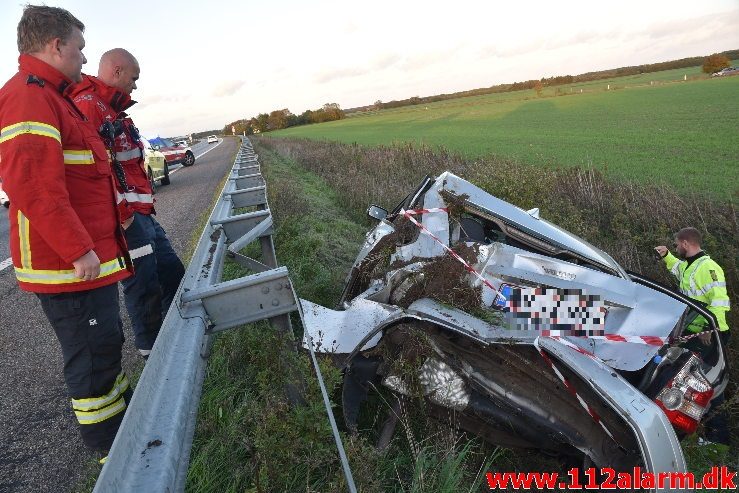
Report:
438,172,626,275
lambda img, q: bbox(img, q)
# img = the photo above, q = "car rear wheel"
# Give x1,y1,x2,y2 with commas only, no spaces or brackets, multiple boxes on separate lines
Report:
183,151,195,167
160,162,171,185
148,167,157,194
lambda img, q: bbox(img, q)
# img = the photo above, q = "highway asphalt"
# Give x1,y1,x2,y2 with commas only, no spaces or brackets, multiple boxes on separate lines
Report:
0,137,236,493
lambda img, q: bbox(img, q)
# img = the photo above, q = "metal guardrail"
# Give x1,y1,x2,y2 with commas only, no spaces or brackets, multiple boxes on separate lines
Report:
94,137,306,491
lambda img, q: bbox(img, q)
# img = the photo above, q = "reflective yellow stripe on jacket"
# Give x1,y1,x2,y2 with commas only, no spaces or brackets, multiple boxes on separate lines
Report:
17,211,31,268
0,121,61,144
63,149,95,165
15,257,125,285
72,372,129,425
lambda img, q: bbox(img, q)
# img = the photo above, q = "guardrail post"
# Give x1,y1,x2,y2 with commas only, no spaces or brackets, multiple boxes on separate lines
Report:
94,136,300,492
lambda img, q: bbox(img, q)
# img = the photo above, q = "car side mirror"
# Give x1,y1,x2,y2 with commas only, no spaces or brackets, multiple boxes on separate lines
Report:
367,205,387,221
152,145,160,150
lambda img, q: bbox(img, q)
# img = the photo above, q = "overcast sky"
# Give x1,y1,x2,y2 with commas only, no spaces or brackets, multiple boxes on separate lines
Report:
1,1,737,137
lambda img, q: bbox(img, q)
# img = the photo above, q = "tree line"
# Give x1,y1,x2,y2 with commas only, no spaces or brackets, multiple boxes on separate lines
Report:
219,49,737,135
223,103,344,136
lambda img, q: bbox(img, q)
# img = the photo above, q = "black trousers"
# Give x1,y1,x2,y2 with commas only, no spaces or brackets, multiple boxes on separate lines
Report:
122,213,185,351
705,331,731,445
37,283,132,450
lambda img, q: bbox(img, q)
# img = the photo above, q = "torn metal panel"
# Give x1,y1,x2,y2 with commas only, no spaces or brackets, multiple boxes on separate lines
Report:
472,242,687,370
438,172,626,275
300,298,401,353
391,189,449,263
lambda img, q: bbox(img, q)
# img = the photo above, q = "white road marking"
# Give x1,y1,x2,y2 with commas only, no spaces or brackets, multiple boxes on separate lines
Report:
168,139,223,177
0,257,12,272
194,138,223,159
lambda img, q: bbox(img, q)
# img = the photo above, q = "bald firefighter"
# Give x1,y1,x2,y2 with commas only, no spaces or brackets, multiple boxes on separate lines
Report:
72,49,185,359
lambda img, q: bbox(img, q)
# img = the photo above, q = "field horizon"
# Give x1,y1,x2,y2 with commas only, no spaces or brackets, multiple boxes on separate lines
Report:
273,66,738,200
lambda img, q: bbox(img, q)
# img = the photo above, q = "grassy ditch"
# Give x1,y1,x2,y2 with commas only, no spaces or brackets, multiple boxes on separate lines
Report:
251,136,738,471
186,144,498,492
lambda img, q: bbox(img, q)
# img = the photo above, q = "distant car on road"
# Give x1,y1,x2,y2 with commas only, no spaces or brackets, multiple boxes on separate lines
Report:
149,136,196,167
207,135,218,144
711,67,739,77
141,137,170,190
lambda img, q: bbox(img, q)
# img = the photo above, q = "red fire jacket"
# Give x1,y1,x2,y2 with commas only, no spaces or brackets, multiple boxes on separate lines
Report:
72,75,154,219
0,55,132,293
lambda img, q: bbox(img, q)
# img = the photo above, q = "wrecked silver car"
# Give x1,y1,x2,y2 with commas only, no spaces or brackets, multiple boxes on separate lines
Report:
300,172,728,478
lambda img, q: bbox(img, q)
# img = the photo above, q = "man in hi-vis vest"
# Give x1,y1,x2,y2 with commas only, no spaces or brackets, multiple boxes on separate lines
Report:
656,227,730,446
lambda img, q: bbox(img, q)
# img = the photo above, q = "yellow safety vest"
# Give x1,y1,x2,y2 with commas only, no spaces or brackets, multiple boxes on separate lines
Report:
663,252,730,332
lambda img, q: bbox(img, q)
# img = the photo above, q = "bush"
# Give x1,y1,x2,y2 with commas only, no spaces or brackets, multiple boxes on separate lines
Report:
702,53,731,74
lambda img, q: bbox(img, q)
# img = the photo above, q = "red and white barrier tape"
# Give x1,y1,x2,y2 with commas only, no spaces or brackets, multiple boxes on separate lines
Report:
534,337,615,439
541,331,667,346
402,208,449,216
675,329,713,343
536,329,711,440
542,328,712,345
549,337,603,362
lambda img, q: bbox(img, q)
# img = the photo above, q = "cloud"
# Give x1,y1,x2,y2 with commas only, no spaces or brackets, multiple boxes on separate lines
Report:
342,20,360,34
212,80,247,97
134,92,189,110
642,8,739,43
478,8,739,62
313,53,402,83
399,46,463,71
478,29,621,60
372,53,401,70
314,66,366,83
479,42,541,59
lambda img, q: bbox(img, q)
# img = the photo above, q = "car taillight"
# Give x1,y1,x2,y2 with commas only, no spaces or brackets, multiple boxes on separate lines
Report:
654,354,714,434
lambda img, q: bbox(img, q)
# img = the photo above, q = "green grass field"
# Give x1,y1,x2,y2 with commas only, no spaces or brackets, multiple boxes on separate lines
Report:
274,71,739,200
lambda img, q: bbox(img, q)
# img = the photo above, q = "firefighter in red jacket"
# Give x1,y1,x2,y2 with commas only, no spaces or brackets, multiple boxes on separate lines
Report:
72,49,185,358
0,6,133,454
